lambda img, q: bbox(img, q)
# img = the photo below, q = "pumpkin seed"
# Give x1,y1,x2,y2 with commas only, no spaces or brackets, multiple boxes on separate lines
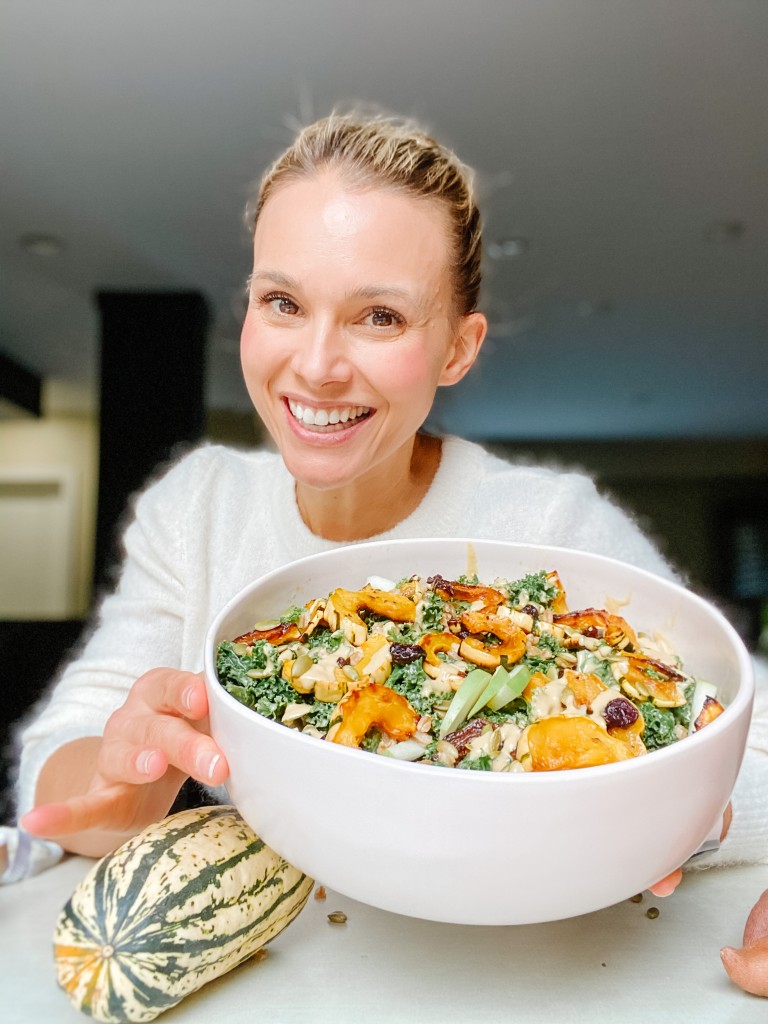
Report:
327,911,347,924
293,653,313,677
254,618,281,631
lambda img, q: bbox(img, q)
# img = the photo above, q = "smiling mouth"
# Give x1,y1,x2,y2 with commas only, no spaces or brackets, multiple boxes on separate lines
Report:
287,399,372,432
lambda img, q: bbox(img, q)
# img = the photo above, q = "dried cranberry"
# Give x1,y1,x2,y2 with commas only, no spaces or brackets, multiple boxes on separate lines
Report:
521,604,539,618
604,697,639,729
445,718,488,760
390,643,425,665
582,625,600,638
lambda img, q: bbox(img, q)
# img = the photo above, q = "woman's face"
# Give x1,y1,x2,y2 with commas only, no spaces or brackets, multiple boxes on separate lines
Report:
240,172,485,493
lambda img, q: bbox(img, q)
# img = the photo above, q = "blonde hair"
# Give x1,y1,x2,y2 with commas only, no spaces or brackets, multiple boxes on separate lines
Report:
247,112,482,315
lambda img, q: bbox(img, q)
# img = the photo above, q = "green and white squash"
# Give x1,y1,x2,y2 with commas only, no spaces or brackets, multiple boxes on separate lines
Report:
53,805,313,1023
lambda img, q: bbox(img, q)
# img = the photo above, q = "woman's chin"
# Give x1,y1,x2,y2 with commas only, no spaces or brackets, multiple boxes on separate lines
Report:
282,449,364,493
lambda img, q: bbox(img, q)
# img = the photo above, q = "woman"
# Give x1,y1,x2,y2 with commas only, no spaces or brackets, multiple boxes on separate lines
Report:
15,114,763,889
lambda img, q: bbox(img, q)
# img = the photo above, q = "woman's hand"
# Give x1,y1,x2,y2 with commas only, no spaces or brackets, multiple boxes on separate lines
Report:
648,802,733,897
21,668,229,857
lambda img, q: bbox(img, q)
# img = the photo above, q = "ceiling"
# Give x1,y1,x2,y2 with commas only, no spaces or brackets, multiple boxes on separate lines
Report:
1,0,766,440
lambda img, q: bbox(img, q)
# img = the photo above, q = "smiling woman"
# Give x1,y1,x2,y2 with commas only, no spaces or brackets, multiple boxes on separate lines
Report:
11,113,767,905
241,175,484,538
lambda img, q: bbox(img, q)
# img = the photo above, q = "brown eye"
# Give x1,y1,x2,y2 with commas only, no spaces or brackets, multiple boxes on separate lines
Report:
264,294,299,316
365,307,404,329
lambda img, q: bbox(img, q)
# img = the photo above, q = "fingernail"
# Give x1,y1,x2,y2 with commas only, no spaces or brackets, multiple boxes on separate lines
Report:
137,750,157,776
195,751,220,782
182,686,196,712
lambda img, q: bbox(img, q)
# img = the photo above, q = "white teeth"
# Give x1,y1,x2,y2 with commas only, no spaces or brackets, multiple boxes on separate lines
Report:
288,400,370,429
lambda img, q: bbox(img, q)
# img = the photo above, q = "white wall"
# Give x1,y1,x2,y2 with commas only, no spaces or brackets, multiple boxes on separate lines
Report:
0,382,98,618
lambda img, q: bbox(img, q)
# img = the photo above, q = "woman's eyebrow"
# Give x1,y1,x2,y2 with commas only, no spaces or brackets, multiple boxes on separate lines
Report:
346,284,429,314
249,268,299,289
249,272,429,314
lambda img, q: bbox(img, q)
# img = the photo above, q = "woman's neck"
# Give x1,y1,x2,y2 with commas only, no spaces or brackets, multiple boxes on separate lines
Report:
295,434,442,542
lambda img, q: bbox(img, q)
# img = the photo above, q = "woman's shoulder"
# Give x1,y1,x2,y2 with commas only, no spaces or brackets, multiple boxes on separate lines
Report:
126,443,288,532
141,442,283,494
438,436,673,577
441,435,599,492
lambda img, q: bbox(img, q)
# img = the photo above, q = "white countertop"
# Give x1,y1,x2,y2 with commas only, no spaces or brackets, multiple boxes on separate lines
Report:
1,855,766,1023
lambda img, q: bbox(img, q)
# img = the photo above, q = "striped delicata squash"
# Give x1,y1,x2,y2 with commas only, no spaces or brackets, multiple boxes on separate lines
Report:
53,805,313,1023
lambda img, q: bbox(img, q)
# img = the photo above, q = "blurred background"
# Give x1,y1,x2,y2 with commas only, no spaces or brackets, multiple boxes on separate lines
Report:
1,1,766,817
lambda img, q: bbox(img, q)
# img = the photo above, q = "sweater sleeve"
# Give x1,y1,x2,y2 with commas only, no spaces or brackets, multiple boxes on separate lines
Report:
537,470,678,581
470,451,767,869
544,473,768,870
686,654,768,871
13,449,210,818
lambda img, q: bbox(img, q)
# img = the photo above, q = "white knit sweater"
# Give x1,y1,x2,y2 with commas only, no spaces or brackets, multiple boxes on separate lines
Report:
15,437,768,867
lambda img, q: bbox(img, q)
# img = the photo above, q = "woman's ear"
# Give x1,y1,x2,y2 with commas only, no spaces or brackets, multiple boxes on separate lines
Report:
438,311,488,387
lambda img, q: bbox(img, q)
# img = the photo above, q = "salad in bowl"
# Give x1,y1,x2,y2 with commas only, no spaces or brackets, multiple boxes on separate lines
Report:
204,539,753,924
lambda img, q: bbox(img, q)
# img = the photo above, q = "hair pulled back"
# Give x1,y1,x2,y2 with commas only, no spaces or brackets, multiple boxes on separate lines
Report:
248,112,482,315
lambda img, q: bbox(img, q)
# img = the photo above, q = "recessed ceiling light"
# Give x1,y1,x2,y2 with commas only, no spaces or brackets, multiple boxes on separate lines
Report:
487,238,530,260
704,220,746,243
18,233,65,257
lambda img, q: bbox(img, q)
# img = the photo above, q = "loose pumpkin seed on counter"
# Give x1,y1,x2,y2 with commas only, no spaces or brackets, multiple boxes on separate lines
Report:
53,805,313,1023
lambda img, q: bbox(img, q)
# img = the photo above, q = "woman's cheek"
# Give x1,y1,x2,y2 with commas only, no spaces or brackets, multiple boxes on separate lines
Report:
374,344,442,396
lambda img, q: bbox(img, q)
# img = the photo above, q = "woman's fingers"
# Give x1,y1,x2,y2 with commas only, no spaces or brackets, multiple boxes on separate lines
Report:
646,804,733,899
721,802,733,841
100,712,227,785
648,868,683,897
99,667,228,786
22,786,137,837
21,669,230,845
94,738,169,785
130,668,210,720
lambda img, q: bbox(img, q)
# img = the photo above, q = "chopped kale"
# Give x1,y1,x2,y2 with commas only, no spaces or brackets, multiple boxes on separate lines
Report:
252,674,300,721
216,640,274,687
305,701,335,731
306,628,344,652
221,683,255,709
420,590,446,632
672,681,696,730
280,605,304,624
387,661,449,717
638,701,677,750
524,631,565,672
361,729,383,753
482,703,528,727
592,658,618,688
457,573,479,585
388,621,421,644
505,570,561,608
642,665,666,681
536,632,565,656
459,752,493,771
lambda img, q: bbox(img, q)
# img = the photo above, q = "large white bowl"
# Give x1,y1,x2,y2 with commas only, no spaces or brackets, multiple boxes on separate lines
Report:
204,539,753,925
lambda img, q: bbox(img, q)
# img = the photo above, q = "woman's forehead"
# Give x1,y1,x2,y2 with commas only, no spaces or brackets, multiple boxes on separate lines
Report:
253,173,451,272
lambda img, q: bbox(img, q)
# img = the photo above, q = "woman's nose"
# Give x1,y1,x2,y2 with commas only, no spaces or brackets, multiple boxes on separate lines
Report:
292,319,352,387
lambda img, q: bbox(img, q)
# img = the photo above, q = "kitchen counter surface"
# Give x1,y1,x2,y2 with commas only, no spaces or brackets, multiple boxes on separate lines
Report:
2,855,766,1023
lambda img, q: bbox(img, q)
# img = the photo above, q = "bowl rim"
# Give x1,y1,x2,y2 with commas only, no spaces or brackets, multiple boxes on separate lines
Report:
204,537,755,785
